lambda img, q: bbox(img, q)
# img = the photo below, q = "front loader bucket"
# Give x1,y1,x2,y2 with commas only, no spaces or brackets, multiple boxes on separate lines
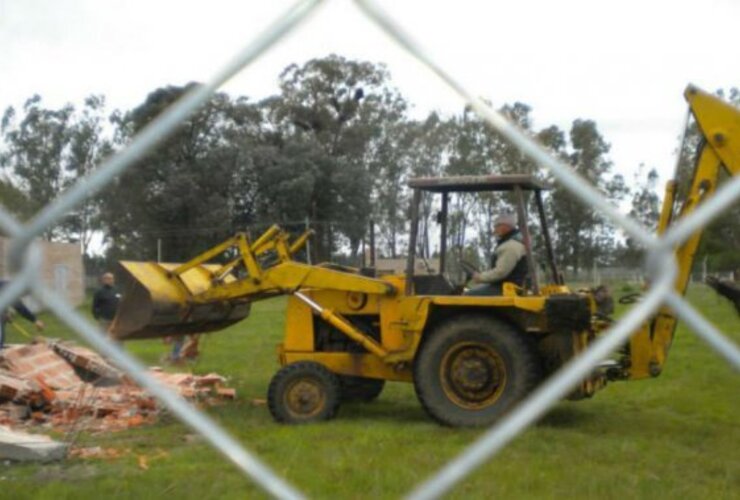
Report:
110,261,251,341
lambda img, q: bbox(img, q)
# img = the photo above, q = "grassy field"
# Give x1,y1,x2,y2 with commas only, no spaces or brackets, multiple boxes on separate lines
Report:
2,285,739,499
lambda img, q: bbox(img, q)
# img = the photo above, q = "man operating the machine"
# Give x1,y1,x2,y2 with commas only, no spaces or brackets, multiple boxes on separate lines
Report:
465,213,528,296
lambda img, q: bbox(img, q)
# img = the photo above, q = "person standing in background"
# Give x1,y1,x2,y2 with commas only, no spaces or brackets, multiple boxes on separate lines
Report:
92,272,120,336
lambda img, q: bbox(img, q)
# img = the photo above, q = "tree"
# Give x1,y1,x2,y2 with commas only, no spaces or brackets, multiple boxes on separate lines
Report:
368,118,412,259
102,84,262,261
548,119,627,275
0,94,113,249
0,95,74,239
446,105,496,259
266,55,408,261
0,177,32,221
629,166,660,229
402,113,452,259
63,95,112,255
443,102,542,264
620,166,660,267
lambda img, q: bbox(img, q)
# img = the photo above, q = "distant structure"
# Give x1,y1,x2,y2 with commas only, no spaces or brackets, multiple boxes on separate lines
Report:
373,257,440,276
0,238,84,307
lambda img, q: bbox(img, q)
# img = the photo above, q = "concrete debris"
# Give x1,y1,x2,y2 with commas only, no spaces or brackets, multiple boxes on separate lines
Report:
0,425,67,462
0,340,236,435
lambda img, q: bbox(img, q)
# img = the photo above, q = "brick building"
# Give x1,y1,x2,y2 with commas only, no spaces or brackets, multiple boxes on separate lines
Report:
0,238,85,307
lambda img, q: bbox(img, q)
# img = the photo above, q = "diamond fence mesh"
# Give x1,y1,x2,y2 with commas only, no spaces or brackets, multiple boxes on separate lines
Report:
1,0,738,498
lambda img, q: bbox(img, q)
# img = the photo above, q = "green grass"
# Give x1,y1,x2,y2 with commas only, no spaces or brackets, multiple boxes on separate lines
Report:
2,285,739,499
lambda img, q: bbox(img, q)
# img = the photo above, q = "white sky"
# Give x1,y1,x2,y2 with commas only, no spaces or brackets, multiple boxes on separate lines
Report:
1,0,739,186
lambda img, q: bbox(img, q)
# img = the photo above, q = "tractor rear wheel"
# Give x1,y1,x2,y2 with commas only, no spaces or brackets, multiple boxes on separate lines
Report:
268,362,340,424
339,375,385,402
414,315,540,427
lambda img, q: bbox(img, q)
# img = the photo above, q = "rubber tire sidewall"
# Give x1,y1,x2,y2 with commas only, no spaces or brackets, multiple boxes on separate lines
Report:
268,361,341,424
414,315,540,427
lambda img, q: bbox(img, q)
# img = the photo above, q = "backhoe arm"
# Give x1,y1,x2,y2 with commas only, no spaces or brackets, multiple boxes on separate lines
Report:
111,226,395,341
628,85,740,379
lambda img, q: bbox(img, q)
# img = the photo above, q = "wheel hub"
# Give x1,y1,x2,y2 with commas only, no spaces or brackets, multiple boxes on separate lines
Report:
285,379,325,417
441,342,507,409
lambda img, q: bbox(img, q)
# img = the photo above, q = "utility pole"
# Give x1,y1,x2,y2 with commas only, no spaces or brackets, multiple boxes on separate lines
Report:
305,217,312,265
369,219,376,268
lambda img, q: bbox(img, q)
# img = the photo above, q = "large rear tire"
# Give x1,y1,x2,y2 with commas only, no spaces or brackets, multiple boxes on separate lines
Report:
268,362,340,424
414,315,540,427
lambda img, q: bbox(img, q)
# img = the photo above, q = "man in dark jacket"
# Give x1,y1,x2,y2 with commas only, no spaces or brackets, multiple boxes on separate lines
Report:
92,272,120,335
0,279,45,348
466,213,528,296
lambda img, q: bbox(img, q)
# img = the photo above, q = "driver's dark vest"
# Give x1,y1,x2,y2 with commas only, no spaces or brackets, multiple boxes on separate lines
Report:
490,232,529,287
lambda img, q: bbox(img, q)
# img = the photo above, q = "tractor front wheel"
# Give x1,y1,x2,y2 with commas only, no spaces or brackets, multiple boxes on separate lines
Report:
414,315,540,427
268,362,340,424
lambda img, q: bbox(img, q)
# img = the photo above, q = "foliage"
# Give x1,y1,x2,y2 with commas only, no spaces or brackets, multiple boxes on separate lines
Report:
264,55,409,261
0,176,32,221
0,96,74,239
64,95,113,255
618,166,661,267
3,55,731,277
548,119,628,274
0,95,111,249
101,83,261,261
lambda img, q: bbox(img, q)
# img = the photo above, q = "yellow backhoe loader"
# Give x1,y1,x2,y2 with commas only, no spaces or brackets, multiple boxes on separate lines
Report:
111,85,740,427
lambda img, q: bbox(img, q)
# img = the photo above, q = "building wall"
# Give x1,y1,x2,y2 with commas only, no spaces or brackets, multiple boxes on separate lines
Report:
0,238,85,308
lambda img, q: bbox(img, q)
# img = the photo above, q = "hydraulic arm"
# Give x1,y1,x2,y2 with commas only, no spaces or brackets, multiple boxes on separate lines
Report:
627,85,740,379
111,226,395,341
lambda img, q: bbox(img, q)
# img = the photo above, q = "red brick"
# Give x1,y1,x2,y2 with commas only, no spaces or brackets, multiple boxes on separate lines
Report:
3,344,80,390
0,371,32,400
13,361,33,373
179,387,197,398
194,373,226,387
216,387,236,399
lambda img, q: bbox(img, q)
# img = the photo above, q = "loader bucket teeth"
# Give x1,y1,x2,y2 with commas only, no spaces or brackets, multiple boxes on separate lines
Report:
110,261,251,341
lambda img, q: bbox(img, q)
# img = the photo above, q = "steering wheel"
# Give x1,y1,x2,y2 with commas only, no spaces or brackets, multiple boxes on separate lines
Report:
459,260,479,282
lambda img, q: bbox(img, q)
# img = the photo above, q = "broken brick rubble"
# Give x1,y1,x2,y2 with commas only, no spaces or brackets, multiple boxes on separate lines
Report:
0,340,236,434
50,342,125,383
0,343,81,390
0,369,38,401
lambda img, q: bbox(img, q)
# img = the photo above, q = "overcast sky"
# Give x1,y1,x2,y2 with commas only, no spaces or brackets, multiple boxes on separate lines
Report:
2,0,739,186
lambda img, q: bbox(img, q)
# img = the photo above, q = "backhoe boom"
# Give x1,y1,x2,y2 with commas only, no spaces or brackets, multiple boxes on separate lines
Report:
627,85,740,379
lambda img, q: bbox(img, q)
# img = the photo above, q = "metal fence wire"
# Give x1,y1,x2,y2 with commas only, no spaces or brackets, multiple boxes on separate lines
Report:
1,1,739,498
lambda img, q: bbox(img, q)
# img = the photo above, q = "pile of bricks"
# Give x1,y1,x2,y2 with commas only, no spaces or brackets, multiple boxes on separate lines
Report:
0,340,236,433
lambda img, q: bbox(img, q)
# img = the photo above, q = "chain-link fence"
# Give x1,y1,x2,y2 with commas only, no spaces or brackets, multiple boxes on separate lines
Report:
1,1,739,498
114,219,354,266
